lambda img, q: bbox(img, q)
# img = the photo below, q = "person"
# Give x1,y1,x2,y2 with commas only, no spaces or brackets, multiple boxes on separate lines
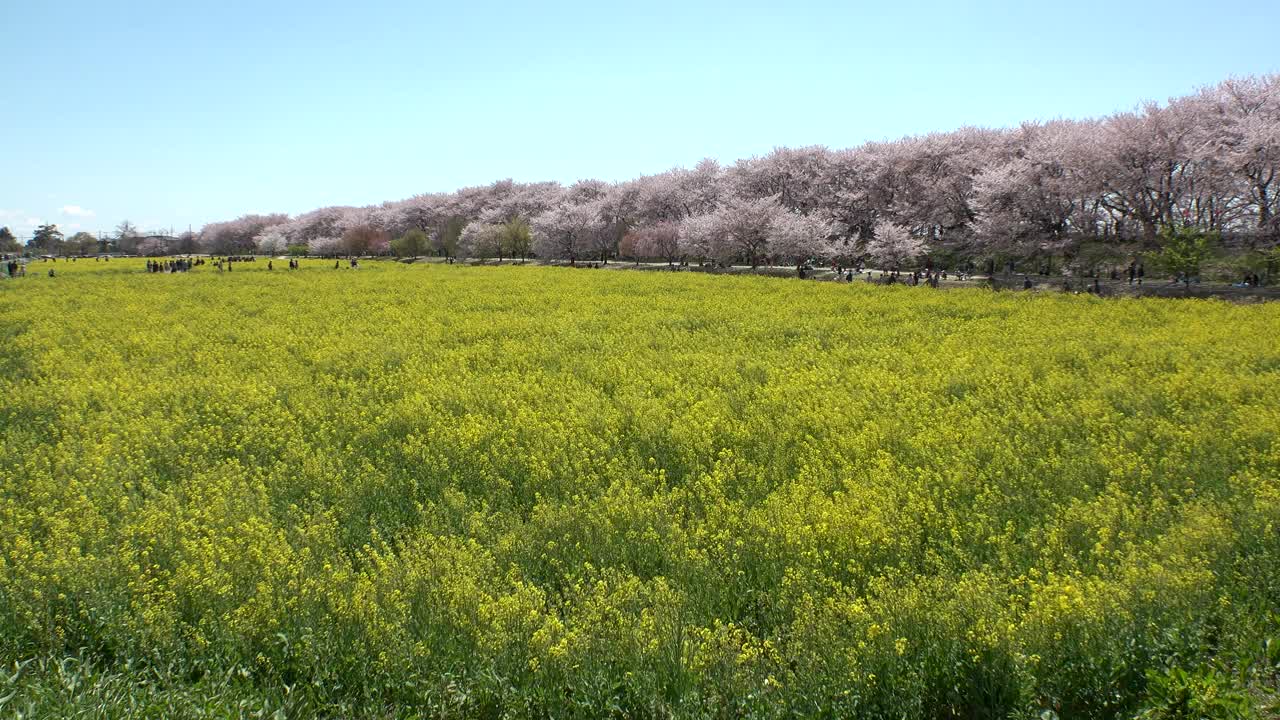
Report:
1092,278,1102,294
1136,264,1144,286
48,268,55,277
845,270,853,282
1127,263,1135,285
1023,275,1033,290
268,260,273,271
334,260,340,269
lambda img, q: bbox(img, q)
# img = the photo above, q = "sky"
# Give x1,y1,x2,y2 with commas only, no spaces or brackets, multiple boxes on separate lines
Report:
2,0,1278,240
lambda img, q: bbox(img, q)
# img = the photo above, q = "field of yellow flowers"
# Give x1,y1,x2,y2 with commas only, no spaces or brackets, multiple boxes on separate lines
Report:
1,259,1278,718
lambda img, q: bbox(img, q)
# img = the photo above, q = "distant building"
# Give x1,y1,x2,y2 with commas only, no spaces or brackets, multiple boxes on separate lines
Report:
135,235,179,256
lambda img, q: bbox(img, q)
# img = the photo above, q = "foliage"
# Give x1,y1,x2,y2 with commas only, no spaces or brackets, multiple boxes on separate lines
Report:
64,231,98,256
1,261,1278,718
0,227,20,253
1137,666,1255,720
1155,224,1219,285
27,224,63,254
500,218,533,261
390,229,430,258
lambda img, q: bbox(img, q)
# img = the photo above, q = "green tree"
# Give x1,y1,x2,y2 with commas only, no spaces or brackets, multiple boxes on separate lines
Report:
435,217,465,259
391,228,430,258
29,224,64,254
68,231,99,256
1263,244,1280,285
501,218,533,262
0,226,19,253
1155,223,1218,290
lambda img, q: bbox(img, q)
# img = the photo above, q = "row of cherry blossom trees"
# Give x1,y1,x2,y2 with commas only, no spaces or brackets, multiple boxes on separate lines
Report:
196,75,1279,269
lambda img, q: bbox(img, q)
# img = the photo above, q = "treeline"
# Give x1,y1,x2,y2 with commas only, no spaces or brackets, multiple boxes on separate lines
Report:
17,75,1279,271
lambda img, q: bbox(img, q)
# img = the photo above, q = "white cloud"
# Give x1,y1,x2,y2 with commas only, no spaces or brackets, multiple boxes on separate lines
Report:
60,205,95,217
0,209,24,220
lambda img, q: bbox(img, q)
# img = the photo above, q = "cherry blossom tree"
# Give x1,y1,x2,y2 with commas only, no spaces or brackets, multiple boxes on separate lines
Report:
866,220,926,270
769,211,836,269
255,229,288,255
199,213,288,254
341,224,388,256
532,202,603,264
1192,75,1280,239
727,146,835,213
459,222,503,260
189,73,1279,267
678,213,717,262
309,235,343,256
277,207,348,248
623,222,682,265
1088,102,1197,244
973,121,1095,262
706,195,785,267
135,235,169,256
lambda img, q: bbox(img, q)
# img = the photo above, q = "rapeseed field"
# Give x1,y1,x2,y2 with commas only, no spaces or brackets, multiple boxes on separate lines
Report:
1,260,1278,718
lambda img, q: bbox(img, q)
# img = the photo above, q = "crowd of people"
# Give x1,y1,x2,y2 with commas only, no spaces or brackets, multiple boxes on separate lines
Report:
147,258,201,273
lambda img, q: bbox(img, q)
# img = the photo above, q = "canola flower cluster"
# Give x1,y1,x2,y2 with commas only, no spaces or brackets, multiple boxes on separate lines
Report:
1,260,1278,718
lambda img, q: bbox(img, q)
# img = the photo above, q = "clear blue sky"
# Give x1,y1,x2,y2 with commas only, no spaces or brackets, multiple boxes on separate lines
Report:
2,0,1278,239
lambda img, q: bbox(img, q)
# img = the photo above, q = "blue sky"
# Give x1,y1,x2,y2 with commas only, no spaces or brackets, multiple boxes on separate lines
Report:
2,0,1278,239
